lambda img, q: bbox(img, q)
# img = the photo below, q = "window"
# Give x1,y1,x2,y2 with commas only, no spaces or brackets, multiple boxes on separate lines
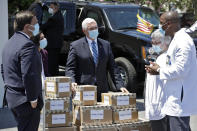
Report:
42,10,52,24
104,7,159,30
87,11,102,27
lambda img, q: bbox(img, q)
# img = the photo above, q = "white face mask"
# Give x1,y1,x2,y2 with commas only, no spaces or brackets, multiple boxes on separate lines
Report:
159,24,165,35
88,29,99,40
39,38,47,49
152,44,162,54
29,23,40,36
48,8,54,15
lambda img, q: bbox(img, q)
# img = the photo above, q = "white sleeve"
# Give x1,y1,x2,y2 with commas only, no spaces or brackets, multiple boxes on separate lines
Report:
160,37,192,80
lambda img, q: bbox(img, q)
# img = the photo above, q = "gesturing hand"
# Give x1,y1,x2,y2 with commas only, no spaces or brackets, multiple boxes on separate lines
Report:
145,61,160,75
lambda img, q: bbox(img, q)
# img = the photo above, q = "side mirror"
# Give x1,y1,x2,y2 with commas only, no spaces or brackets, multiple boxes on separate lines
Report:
98,26,105,34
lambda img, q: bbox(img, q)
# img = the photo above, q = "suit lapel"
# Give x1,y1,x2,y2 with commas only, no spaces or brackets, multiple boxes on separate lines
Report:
97,39,103,67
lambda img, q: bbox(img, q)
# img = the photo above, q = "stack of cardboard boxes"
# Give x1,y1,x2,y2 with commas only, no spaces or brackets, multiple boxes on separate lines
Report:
73,85,114,130
102,92,138,124
44,76,77,131
73,91,151,131
43,78,151,131
102,92,151,131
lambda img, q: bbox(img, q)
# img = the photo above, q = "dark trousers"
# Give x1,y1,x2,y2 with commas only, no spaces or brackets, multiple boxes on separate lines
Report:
166,115,191,131
47,48,60,76
11,102,41,131
151,117,168,131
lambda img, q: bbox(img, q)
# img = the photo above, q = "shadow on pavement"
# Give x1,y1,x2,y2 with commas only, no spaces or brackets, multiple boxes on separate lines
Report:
0,108,17,129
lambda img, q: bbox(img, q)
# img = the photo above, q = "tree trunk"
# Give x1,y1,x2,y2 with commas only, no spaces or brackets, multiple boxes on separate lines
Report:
193,0,197,19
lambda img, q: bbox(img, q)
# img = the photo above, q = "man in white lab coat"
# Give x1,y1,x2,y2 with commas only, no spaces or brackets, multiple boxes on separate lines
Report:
146,11,197,131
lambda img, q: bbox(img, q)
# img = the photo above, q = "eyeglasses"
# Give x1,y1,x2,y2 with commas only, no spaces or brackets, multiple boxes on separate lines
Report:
152,40,161,45
161,22,168,27
88,26,98,31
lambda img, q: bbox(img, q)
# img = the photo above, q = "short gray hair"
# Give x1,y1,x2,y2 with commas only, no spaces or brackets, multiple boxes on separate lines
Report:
151,29,164,43
82,18,97,30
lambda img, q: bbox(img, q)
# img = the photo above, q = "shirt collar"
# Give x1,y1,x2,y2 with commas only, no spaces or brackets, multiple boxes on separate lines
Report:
86,36,97,44
18,31,30,39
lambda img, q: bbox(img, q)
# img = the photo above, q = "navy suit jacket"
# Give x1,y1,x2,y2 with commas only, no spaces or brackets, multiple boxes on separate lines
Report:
1,32,43,108
40,10,64,49
66,37,123,100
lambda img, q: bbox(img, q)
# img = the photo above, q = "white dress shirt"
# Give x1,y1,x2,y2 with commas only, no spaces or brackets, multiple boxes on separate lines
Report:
41,57,46,89
86,37,98,56
145,52,167,120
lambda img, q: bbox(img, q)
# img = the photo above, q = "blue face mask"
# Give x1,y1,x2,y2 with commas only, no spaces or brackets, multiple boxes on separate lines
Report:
39,38,47,49
88,29,99,40
159,24,165,35
30,23,40,36
152,44,162,54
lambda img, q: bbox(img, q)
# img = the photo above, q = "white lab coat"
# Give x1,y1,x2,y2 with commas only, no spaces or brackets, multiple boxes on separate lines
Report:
145,52,167,120
160,28,197,116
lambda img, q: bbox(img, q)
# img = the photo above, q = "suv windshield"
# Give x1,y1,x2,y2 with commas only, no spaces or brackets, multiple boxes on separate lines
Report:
104,7,159,30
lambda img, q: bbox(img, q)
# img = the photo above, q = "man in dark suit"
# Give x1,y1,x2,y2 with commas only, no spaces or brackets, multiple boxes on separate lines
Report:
41,2,64,76
1,11,43,131
66,18,128,101
28,0,43,25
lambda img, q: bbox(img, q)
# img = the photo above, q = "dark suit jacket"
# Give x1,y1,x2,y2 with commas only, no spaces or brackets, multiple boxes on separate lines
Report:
41,10,64,49
66,37,123,100
1,32,43,109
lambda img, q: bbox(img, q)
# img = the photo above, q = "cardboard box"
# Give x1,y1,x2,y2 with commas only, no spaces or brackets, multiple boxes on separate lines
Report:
45,97,71,113
118,120,151,131
45,111,73,128
45,77,71,98
102,92,136,108
73,104,112,126
79,125,117,131
73,85,97,106
113,108,138,124
45,126,77,131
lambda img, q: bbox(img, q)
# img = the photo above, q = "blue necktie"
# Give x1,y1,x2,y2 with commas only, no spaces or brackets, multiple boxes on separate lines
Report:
91,41,98,65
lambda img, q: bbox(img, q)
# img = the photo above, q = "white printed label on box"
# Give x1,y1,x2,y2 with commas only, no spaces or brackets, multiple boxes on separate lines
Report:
50,100,64,110
75,110,80,120
119,110,131,120
104,96,110,105
117,96,129,105
46,82,55,92
74,92,80,101
91,110,104,120
58,83,70,92
83,91,95,100
52,114,66,124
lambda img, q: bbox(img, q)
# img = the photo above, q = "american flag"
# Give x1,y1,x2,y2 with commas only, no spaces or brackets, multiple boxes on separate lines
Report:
136,13,153,35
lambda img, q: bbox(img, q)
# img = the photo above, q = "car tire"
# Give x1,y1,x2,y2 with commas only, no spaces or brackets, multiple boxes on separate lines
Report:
108,57,137,92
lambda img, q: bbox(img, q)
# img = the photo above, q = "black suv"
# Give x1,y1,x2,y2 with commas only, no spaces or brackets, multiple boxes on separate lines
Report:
42,1,160,92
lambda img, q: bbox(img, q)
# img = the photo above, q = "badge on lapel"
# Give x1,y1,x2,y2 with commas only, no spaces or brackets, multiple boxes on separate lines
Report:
166,55,171,65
